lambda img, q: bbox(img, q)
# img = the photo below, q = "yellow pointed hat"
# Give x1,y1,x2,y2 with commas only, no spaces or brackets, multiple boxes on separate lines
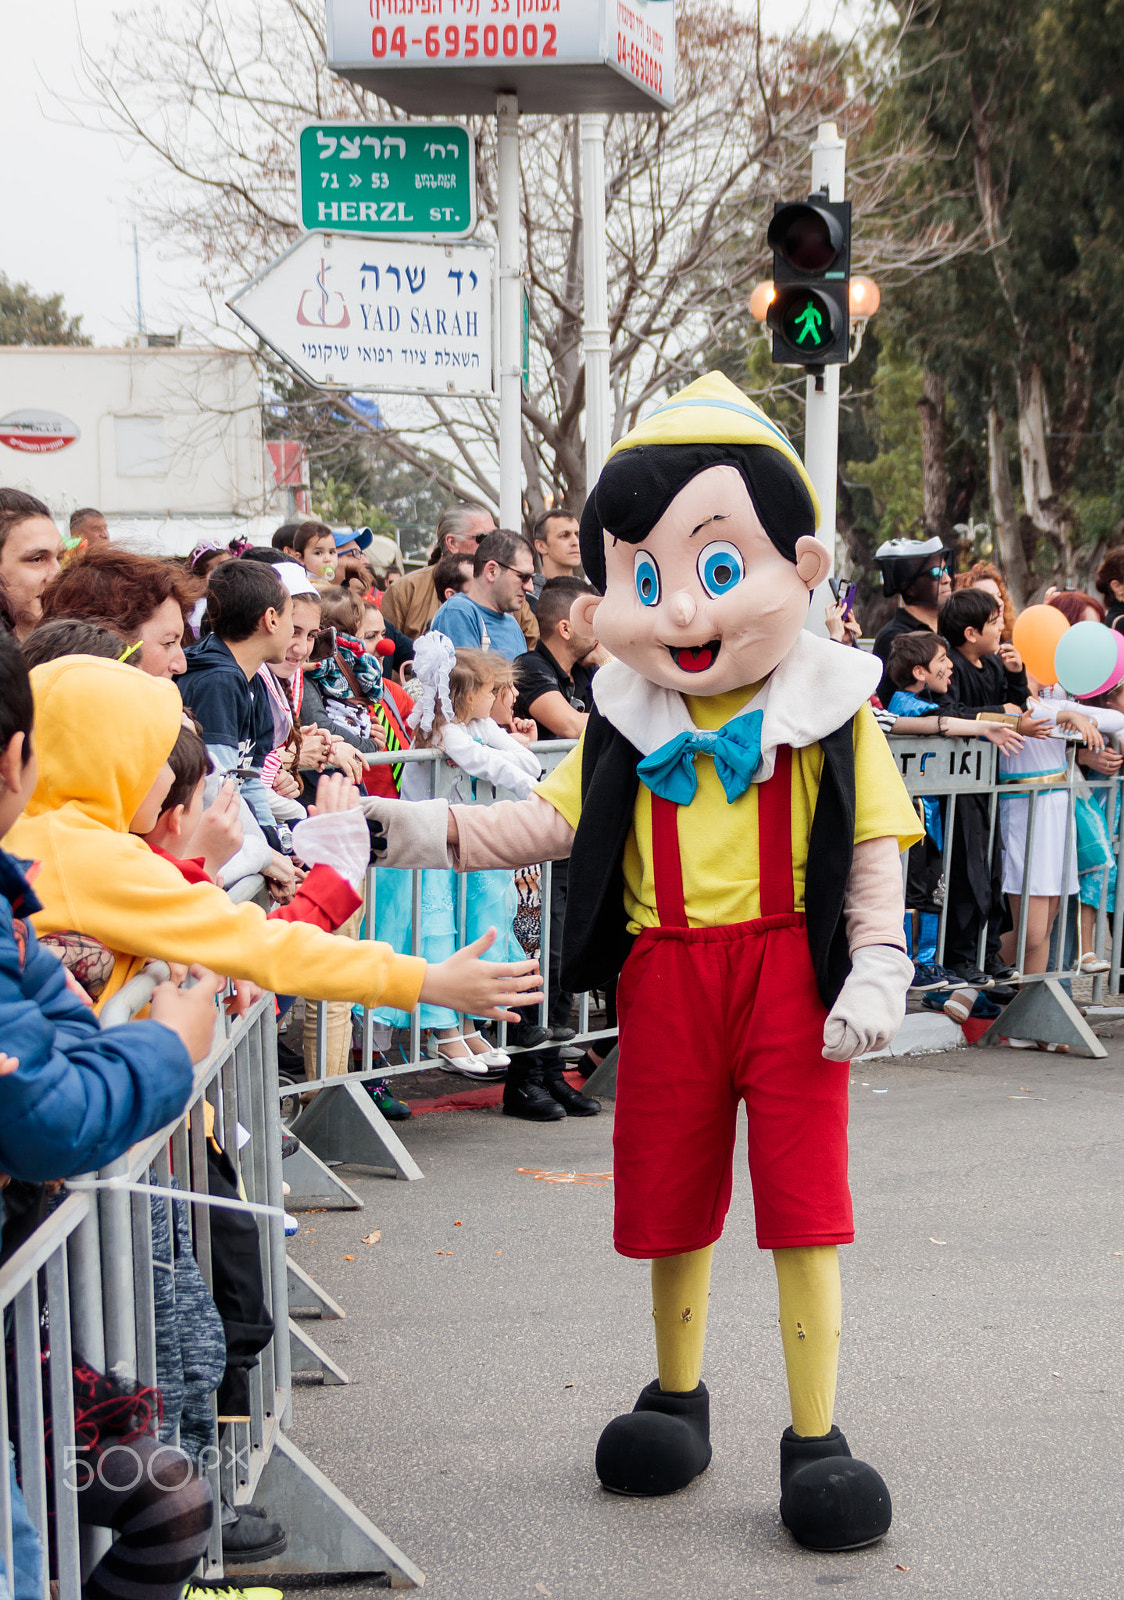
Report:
607,371,821,529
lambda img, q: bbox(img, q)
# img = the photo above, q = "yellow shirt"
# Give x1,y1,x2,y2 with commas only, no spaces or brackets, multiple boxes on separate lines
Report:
535,691,922,932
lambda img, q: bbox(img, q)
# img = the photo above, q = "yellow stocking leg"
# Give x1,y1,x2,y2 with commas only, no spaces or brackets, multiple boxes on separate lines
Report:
651,1245,714,1393
773,1245,841,1438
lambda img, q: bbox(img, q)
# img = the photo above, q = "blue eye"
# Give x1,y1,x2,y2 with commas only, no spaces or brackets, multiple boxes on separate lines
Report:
634,552,661,607
697,540,745,598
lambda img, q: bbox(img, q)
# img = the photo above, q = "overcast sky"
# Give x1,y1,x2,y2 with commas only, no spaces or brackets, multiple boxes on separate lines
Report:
3,0,845,348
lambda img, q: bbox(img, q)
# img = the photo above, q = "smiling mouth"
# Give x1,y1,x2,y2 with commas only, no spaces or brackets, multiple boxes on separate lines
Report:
669,639,721,673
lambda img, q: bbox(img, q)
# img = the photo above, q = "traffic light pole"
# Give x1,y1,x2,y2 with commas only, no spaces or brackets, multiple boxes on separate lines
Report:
497,92,522,535
803,121,846,637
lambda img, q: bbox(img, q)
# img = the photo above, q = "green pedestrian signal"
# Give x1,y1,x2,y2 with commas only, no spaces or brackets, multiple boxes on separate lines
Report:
766,198,851,368
790,297,826,347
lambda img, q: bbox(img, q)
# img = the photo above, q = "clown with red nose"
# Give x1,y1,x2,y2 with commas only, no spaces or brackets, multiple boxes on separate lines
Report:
367,372,922,1552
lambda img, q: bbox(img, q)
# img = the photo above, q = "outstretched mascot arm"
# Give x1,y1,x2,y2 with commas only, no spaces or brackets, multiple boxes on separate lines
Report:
362,793,573,873
822,834,912,1062
449,795,575,870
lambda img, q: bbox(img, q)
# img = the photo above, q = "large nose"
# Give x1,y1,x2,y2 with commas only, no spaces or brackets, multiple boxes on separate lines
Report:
667,589,697,628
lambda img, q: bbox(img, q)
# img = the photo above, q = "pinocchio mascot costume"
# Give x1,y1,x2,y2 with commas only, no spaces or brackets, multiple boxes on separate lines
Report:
371,372,922,1551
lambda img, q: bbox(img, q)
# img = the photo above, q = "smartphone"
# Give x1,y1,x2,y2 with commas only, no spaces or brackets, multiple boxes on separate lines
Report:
828,578,857,614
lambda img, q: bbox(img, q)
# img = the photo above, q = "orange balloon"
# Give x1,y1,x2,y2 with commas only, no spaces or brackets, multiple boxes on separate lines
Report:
1012,604,1069,685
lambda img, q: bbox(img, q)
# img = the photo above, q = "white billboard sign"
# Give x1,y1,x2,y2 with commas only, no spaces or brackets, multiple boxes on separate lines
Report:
325,0,674,113
228,233,494,398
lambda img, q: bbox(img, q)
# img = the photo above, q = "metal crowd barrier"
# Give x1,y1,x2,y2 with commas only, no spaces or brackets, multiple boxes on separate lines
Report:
0,987,424,1596
889,728,1123,1056
283,720,1124,1196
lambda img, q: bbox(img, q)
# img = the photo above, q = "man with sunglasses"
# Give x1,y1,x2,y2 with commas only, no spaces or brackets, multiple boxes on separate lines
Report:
871,536,954,705
431,530,540,660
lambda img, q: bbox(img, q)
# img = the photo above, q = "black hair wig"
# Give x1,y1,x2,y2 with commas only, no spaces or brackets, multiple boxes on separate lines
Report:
578,443,816,595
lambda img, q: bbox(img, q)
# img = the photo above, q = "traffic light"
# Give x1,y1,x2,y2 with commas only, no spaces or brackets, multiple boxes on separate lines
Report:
766,198,851,368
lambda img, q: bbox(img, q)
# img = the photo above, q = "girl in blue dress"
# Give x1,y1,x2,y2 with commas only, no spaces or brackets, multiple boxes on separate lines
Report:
372,633,542,1076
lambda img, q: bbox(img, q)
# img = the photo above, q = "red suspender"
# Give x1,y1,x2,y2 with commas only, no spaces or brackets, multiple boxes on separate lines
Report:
757,745,795,916
648,744,795,926
650,795,689,928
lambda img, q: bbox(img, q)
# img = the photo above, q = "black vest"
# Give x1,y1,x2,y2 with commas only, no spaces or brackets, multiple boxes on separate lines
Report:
559,706,857,1009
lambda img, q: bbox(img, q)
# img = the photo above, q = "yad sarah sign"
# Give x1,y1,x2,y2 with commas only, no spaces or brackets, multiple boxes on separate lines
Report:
325,0,675,114
297,122,476,237
228,232,493,397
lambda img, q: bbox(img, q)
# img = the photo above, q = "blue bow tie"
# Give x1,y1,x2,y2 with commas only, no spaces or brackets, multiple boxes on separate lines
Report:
636,709,764,806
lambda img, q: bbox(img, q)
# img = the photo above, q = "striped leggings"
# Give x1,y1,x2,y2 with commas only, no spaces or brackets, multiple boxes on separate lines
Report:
78,1434,212,1600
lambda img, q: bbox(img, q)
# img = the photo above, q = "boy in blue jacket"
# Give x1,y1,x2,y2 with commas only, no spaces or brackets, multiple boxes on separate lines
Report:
0,631,225,1600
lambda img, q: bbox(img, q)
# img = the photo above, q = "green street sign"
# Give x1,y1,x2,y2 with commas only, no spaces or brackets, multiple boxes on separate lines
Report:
297,122,476,239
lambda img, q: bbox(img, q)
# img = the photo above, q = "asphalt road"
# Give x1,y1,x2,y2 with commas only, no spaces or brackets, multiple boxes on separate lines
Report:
282,1037,1124,1600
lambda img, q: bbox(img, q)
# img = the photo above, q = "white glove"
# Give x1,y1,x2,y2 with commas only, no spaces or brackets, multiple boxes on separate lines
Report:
822,945,913,1062
291,807,371,890
358,796,452,869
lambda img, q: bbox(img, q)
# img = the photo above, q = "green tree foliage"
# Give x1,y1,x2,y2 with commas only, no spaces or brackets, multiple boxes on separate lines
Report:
0,274,91,346
878,0,1124,589
310,476,394,536
844,335,924,549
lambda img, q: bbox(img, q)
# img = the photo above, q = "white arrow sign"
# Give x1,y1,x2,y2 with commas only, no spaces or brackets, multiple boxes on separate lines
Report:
228,233,494,398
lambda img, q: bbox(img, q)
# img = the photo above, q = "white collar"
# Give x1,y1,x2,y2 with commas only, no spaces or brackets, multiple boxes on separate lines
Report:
591,629,880,782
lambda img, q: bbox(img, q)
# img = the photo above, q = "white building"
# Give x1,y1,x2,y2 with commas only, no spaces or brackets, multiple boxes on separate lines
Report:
0,346,306,554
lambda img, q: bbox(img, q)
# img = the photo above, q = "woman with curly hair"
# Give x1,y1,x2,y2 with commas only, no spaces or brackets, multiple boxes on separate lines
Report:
36,544,198,677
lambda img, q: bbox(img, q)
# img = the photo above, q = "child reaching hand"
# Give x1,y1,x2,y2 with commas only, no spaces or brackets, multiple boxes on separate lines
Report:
373,635,543,1076
7,655,541,1031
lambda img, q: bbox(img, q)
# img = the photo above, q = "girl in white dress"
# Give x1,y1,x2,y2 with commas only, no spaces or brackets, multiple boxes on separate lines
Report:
998,684,1101,975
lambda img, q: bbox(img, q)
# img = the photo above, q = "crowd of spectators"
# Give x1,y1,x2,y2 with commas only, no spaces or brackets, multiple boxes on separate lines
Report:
827,536,1124,1046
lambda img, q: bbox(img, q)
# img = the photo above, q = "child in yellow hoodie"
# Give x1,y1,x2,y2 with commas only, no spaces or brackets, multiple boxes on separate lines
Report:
9,656,541,1022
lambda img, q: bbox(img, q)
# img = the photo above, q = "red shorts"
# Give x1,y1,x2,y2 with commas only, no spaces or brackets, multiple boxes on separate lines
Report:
611,755,853,1258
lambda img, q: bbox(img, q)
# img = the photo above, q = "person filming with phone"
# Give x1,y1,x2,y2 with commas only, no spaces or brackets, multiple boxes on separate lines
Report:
825,578,861,646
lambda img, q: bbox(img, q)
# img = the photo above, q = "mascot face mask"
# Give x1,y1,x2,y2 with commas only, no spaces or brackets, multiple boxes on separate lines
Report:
575,464,831,696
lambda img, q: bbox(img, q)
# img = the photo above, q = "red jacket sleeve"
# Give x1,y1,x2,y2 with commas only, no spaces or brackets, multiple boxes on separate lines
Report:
267,864,361,933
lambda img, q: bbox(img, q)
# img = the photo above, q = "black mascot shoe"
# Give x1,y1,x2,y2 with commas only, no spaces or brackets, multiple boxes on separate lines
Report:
779,1425,892,1551
596,1379,711,1496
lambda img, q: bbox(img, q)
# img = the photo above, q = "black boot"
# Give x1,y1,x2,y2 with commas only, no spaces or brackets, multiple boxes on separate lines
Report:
596,1379,711,1496
779,1425,892,1550
543,1065,601,1116
502,1064,565,1121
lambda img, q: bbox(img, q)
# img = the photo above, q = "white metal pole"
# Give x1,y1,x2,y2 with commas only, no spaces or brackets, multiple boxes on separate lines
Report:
496,92,522,533
803,120,846,637
580,113,612,492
